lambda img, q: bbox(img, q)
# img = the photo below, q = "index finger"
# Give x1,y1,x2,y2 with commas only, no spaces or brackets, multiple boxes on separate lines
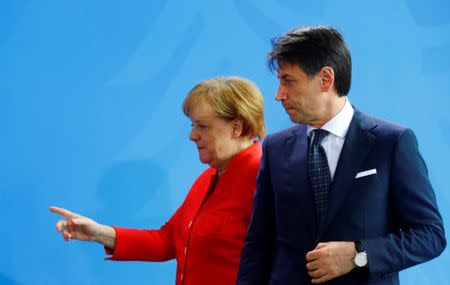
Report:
49,206,79,218
306,249,321,262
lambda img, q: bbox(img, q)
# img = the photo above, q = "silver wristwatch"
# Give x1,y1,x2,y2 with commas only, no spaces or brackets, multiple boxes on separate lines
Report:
353,240,368,268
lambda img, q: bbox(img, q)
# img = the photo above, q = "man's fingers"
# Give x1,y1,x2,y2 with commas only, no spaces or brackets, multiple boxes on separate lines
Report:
315,242,328,249
306,259,321,271
306,249,322,261
308,267,326,278
311,273,332,284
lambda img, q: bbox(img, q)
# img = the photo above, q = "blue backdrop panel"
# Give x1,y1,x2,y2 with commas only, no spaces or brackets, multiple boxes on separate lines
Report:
1,0,449,284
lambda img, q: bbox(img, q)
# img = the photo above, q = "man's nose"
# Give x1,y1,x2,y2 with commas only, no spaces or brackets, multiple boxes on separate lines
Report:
275,85,287,101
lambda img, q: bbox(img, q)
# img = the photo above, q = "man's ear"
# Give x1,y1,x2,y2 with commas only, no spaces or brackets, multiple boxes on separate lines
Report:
232,118,244,138
320,67,335,92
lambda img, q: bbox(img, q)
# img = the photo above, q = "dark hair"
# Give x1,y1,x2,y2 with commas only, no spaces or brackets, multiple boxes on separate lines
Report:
268,25,352,96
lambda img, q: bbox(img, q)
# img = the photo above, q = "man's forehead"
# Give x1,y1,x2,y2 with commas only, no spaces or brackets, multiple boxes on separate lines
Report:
277,62,298,77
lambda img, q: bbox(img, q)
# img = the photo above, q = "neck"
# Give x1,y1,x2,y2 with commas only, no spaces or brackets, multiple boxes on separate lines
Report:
236,139,253,153
310,95,346,128
216,139,253,176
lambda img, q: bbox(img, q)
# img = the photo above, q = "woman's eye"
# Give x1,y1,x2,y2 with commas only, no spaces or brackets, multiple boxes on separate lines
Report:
191,123,208,129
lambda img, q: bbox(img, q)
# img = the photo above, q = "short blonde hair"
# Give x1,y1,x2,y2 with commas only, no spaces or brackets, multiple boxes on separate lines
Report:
182,77,266,140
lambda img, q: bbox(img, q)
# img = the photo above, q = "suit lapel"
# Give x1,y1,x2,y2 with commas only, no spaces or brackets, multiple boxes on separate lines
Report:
287,125,318,239
317,110,377,239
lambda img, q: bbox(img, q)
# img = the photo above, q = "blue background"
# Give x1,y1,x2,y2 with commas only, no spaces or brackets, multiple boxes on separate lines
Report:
1,0,449,284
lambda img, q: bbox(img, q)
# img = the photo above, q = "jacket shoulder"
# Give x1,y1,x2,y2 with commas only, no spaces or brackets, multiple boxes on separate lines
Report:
263,124,305,146
357,110,410,139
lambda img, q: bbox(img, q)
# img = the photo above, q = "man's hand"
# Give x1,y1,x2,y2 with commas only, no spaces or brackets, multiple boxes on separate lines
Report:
305,241,356,284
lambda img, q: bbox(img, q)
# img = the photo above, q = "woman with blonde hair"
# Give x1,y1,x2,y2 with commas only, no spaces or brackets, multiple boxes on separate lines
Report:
50,76,266,285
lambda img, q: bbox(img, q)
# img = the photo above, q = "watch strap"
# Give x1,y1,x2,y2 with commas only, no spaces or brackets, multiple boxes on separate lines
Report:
354,240,365,253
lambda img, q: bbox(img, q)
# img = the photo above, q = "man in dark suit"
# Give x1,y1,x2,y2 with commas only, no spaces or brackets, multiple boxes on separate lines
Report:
237,25,446,285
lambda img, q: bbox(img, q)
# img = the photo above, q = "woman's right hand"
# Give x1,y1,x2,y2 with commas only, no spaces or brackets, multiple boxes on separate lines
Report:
49,206,116,248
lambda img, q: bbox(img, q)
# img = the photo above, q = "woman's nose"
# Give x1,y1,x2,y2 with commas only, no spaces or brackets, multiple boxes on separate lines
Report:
189,127,199,141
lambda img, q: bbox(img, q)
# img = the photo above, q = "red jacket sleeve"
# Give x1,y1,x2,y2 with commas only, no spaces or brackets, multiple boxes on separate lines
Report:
105,205,183,262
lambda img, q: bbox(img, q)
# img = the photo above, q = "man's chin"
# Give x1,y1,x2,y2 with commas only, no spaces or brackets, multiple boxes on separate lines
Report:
287,113,299,122
288,114,305,124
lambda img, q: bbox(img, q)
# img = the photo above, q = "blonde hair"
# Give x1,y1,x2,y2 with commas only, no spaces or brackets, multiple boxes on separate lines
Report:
182,77,266,140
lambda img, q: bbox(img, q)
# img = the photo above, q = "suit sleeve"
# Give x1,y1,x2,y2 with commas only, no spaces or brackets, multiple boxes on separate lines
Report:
237,137,276,285
105,205,183,262
362,128,446,274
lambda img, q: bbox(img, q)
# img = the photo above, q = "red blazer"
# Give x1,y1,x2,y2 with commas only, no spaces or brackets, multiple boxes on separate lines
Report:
106,142,262,285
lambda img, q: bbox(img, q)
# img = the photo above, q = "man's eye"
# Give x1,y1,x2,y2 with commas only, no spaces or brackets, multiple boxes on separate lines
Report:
280,79,292,86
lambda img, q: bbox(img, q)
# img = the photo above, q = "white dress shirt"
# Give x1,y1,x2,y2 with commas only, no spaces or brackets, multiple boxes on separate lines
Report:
307,98,354,180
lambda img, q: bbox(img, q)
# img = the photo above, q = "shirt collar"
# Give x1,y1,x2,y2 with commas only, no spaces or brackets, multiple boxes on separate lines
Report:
307,98,354,139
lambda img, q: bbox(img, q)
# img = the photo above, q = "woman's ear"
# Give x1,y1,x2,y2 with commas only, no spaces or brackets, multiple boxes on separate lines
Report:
232,118,244,138
320,66,335,92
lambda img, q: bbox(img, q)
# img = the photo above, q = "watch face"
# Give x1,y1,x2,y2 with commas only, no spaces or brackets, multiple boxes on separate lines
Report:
355,252,368,267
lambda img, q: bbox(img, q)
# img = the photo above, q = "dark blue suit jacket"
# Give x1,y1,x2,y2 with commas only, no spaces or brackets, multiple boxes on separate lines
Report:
237,110,446,285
